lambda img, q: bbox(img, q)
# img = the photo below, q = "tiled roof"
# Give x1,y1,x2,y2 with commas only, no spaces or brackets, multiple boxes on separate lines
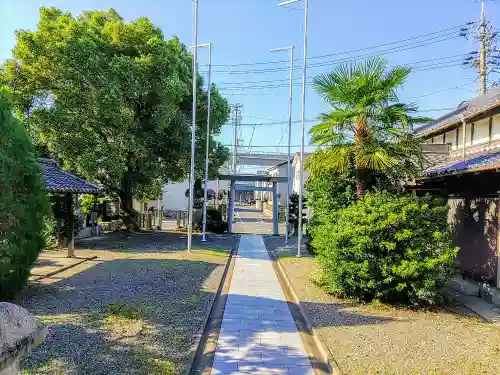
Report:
425,150,500,176
39,159,100,194
415,87,500,137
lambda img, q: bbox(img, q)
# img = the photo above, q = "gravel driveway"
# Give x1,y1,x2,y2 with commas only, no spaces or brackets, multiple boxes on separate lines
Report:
18,231,237,375
265,236,500,375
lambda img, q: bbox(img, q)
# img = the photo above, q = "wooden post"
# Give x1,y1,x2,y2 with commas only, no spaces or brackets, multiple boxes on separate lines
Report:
66,192,75,258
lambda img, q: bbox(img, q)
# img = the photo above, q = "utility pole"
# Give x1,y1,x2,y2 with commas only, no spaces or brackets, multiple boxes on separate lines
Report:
230,104,243,175
479,0,488,95
269,45,294,244
278,0,309,257
462,0,499,94
187,0,199,253
191,42,213,243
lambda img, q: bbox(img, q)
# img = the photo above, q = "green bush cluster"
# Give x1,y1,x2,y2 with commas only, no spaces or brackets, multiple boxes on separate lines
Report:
44,194,85,247
194,208,227,234
311,191,458,305
0,91,49,298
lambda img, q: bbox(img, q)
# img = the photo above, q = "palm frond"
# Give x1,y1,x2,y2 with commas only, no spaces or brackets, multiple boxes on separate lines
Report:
355,145,399,171
382,65,411,93
305,145,353,173
310,56,427,186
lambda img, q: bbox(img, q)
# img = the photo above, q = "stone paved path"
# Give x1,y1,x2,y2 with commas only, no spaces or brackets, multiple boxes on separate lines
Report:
212,235,314,375
232,204,285,235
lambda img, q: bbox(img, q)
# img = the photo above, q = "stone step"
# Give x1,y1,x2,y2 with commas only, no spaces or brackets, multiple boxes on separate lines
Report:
447,276,480,296
444,289,500,324
480,282,500,307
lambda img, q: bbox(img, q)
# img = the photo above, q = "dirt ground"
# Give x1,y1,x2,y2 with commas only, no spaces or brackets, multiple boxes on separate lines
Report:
265,236,500,375
18,231,237,375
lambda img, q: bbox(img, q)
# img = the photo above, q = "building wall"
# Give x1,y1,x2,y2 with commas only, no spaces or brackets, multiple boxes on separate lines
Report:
293,157,310,195
267,164,289,206
429,114,500,151
161,179,229,211
491,114,500,140
448,197,499,282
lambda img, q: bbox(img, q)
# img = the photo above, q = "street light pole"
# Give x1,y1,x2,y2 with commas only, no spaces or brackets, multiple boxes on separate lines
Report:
279,0,308,257
187,0,199,252
270,45,294,244
197,43,213,242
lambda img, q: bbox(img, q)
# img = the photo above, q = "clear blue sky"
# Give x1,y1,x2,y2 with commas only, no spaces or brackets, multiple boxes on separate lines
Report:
1,0,499,171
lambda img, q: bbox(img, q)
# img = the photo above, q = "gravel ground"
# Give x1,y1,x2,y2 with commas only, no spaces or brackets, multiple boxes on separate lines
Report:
17,231,237,375
265,236,500,375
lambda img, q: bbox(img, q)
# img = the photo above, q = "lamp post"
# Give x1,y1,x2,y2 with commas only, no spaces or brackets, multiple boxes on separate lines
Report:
192,43,213,242
187,0,199,252
270,45,294,244
279,0,308,257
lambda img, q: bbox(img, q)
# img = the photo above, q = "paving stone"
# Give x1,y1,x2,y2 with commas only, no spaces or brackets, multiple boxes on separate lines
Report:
212,235,313,374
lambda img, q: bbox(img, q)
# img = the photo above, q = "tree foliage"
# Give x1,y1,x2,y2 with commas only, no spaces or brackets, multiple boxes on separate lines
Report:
308,57,431,198
305,167,356,221
1,7,230,215
0,90,48,298
312,191,458,305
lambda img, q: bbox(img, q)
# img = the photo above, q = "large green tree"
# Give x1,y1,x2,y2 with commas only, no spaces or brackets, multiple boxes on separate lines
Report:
307,57,430,198
1,7,229,215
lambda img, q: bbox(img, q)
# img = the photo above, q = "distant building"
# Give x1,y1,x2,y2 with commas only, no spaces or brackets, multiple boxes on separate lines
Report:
292,152,311,195
259,152,312,207
266,160,291,206
159,179,230,211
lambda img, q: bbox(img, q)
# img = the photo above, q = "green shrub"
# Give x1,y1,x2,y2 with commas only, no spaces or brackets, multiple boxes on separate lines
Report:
81,194,98,216
312,191,458,305
194,208,227,234
0,90,49,298
44,194,85,247
305,170,356,218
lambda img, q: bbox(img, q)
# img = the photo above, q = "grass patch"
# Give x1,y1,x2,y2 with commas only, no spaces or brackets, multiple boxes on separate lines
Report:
191,247,231,257
149,358,176,375
105,302,144,320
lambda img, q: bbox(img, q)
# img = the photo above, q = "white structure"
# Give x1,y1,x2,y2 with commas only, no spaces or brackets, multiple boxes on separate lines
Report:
160,179,230,211
292,152,310,194
260,152,312,207
267,160,291,206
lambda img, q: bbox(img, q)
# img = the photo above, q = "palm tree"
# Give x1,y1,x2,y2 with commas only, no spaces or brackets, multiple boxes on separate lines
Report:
308,57,430,199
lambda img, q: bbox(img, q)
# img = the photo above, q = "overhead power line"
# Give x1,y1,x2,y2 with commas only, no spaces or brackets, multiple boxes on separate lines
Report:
220,107,460,128
200,23,476,68
214,54,468,89
216,62,476,93
204,34,464,75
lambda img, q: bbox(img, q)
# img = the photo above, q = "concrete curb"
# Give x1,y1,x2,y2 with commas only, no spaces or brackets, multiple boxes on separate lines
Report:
185,236,239,375
268,249,343,375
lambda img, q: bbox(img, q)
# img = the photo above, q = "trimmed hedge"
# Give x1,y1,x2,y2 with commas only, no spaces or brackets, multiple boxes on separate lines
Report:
311,191,458,305
0,91,49,298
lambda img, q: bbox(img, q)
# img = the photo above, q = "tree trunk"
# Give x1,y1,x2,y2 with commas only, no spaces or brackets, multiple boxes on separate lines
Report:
355,169,369,200
354,119,371,200
119,188,139,230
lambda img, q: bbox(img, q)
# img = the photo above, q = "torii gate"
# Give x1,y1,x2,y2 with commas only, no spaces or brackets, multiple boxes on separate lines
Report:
217,174,288,235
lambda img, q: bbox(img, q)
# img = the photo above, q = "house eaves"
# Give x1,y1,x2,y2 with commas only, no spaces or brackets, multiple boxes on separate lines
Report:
414,87,500,138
